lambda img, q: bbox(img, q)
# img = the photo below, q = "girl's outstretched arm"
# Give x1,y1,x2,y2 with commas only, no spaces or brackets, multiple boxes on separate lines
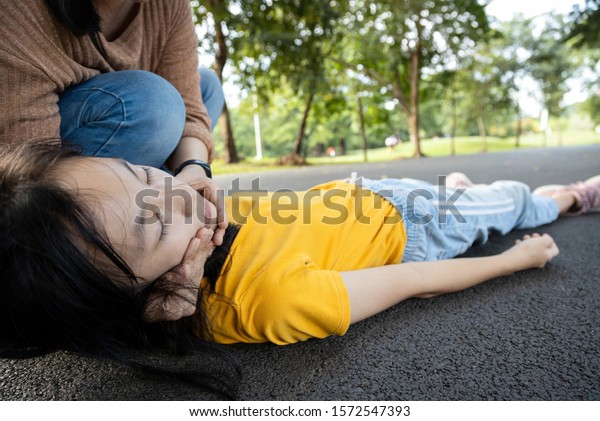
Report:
341,233,559,324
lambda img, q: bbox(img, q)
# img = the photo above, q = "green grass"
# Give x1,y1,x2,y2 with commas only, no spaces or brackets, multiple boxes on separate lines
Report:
210,157,291,174
211,131,600,174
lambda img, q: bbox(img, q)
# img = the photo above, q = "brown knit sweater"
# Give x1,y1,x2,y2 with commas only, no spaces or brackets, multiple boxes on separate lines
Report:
0,0,214,160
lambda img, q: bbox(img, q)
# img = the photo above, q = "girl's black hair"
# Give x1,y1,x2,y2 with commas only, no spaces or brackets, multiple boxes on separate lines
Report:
0,143,241,398
44,0,101,37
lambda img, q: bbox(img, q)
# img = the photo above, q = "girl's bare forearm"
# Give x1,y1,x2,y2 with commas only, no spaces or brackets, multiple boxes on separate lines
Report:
402,254,516,299
342,253,520,324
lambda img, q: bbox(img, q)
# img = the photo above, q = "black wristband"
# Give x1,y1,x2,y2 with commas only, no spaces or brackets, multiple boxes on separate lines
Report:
174,159,212,178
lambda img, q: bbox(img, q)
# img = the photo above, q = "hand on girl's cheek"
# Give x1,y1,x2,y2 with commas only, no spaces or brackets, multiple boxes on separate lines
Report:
143,228,215,322
181,227,216,281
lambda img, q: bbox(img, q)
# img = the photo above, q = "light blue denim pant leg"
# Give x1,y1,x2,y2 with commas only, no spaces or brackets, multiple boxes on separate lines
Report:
199,67,225,128
357,178,560,262
58,68,224,167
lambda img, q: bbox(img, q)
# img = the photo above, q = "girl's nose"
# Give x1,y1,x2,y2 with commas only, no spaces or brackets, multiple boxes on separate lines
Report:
163,184,196,223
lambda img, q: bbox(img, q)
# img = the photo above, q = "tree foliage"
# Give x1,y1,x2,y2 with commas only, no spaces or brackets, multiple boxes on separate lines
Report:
565,0,600,49
565,0,600,127
226,0,343,162
192,0,240,163
331,0,491,157
191,1,599,162
527,14,575,130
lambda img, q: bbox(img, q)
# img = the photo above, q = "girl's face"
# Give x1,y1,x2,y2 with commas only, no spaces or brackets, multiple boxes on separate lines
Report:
58,157,217,286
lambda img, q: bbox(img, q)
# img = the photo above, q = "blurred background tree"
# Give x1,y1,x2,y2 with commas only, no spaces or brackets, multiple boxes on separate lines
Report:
192,0,240,163
331,0,491,157
565,0,600,48
190,0,600,164
565,0,600,127
227,0,342,163
527,14,576,145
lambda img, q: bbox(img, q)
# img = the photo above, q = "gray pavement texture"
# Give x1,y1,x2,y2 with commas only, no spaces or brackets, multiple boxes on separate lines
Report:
1,145,599,401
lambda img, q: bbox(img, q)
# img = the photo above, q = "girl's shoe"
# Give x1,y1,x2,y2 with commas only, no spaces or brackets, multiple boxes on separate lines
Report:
533,175,600,215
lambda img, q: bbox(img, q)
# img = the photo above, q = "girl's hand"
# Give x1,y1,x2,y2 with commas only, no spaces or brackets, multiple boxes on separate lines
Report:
143,227,215,322
502,233,560,271
175,165,228,246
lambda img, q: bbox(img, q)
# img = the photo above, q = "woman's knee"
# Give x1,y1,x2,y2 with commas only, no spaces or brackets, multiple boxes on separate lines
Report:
59,70,185,166
62,70,185,128
120,70,186,136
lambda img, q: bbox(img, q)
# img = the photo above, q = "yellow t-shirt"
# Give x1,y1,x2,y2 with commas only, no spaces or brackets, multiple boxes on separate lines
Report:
196,181,407,345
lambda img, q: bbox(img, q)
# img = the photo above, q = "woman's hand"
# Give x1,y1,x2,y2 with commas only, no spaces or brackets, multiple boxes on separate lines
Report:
143,227,215,322
175,165,228,246
502,233,560,271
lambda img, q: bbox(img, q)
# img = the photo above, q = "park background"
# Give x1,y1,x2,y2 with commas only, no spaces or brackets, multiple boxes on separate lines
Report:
3,1,600,403
187,0,599,172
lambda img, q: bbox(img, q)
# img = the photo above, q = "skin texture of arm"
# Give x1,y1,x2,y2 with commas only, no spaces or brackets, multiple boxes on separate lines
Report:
342,233,559,324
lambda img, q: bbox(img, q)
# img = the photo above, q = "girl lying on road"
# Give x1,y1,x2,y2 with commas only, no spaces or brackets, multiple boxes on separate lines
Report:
1,143,598,392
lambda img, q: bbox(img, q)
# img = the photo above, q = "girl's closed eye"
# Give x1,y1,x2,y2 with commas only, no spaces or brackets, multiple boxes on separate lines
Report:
142,166,155,185
141,166,169,239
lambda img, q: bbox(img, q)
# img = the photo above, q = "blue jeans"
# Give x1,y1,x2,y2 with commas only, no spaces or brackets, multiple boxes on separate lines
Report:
358,178,560,262
58,68,224,167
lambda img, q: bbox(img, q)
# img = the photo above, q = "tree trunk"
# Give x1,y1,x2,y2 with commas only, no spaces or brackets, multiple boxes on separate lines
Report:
357,96,368,163
219,102,238,163
292,88,315,158
477,105,487,153
515,105,522,148
451,96,457,155
212,14,239,163
408,48,422,158
543,131,548,147
408,113,421,157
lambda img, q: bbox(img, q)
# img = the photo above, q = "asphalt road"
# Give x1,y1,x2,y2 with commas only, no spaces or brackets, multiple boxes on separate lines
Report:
213,144,600,191
1,145,599,400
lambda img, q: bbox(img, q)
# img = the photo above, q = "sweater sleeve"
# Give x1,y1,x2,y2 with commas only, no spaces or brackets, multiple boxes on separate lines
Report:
0,49,62,147
154,0,215,161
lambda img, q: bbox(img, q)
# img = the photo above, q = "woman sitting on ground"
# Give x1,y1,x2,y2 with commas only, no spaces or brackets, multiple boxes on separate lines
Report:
1,143,599,378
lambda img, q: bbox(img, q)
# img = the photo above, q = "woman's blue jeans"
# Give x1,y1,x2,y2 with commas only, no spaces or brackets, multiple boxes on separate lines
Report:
58,68,224,167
